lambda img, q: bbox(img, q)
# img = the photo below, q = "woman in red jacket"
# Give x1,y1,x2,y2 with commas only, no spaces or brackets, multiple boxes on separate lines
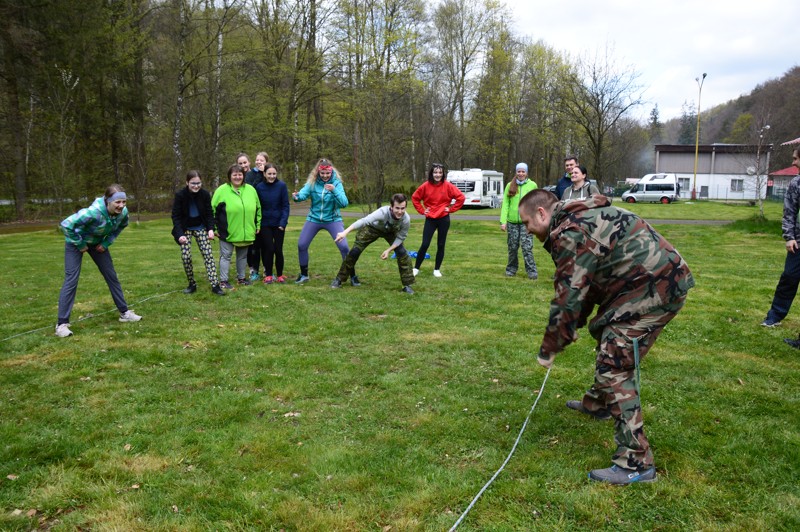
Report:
411,163,465,277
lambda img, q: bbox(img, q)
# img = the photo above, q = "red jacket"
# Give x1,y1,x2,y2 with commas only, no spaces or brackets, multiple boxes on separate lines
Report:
412,181,465,219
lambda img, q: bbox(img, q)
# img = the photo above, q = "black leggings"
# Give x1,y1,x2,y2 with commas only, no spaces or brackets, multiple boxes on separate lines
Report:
258,226,286,277
415,215,450,270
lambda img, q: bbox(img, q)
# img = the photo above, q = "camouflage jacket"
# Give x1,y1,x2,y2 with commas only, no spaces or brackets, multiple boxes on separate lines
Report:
781,175,800,241
538,195,694,361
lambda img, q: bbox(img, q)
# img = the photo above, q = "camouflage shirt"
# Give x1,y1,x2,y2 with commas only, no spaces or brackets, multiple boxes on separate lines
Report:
781,175,800,241
539,195,694,361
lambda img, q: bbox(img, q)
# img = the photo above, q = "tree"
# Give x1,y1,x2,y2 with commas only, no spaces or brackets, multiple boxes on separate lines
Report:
560,45,644,187
649,104,662,144
677,101,696,144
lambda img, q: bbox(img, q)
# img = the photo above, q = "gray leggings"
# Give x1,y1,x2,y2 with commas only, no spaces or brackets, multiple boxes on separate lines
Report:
219,240,248,282
57,243,128,325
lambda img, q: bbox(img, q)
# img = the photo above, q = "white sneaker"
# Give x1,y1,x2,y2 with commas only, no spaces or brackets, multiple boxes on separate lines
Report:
119,310,142,322
433,270,443,278
413,268,419,277
55,323,73,337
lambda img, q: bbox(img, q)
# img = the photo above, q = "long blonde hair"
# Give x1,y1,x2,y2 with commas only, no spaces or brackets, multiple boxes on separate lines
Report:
305,158,343,187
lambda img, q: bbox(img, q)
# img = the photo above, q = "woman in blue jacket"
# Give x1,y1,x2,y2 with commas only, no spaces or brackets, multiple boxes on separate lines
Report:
291,158,353,284
256,163,290,283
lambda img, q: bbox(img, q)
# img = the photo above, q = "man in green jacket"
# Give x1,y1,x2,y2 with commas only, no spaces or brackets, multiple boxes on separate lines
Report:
519,190,694,485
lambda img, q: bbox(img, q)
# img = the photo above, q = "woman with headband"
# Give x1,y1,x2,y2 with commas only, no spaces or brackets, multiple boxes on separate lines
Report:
55,184,142,337
292,158,352,284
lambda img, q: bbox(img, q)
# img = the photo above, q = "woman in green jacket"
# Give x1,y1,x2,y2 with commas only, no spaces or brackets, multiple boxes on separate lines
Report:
212,164,261,289
500,162,538,279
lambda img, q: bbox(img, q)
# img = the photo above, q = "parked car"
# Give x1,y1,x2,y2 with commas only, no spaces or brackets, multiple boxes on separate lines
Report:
621,173,679,204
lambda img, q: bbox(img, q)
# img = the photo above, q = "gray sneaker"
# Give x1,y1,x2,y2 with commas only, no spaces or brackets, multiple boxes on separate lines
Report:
566,400,611,420
330,278,342,289
402,285,415,294
119,310,142,322
55,323,73,337
589,465,657,485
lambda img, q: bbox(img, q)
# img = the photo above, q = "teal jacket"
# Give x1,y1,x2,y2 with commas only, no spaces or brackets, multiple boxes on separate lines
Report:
293,172,348,223
60,197,128,250
500,179,538,224
211,183,261,245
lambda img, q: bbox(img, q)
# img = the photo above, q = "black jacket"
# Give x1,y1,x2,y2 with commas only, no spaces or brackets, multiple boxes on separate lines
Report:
171,187,215,243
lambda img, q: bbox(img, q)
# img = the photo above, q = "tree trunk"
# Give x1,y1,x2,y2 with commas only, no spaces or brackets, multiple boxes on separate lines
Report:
0,20,28,221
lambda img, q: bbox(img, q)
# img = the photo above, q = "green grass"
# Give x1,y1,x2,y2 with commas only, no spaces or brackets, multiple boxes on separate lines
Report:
0,215,798,530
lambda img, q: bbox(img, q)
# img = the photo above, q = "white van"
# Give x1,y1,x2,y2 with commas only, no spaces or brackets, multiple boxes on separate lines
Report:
621,173,679,204
448,168,504,208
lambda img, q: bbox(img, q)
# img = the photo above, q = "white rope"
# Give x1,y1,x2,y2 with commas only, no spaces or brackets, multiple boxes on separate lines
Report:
449,364,553,531
0,289,181,343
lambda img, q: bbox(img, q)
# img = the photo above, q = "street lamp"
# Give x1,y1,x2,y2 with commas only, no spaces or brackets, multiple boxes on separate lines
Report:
756,124,770,213
691,73,707,201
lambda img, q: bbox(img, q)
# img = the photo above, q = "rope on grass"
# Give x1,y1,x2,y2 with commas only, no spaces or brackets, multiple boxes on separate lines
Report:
448,364,553,532
0,288,182,343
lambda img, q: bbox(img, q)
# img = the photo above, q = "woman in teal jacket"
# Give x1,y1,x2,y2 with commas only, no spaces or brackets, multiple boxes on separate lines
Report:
291,158,352,284
500,162,538,279
212,164,261,289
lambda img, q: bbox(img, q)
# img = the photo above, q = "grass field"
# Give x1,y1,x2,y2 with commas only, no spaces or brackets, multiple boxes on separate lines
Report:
0,210,798,530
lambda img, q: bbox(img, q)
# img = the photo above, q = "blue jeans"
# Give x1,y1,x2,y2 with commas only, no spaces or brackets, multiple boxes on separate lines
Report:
57,243,128,325
766,249,800,321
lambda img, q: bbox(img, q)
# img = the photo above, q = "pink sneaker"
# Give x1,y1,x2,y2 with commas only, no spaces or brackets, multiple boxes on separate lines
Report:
263,275,274,284
276,275,287,283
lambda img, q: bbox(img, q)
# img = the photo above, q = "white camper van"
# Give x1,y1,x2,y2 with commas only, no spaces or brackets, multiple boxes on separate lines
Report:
448,168,504,208
621,173,679,204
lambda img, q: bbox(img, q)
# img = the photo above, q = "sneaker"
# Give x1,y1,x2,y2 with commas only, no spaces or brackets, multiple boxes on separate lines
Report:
276,275,287,283
413,268,419,277
295,274,310,284
528,272,538,280
263,275,274,284
433,270,442,278
761,318,781,327
183,283,197,294
784,337,800,349
119,310,142,323
350,275,361,287
566,400,612,421
249,271,260,282
402,285,415,294
588,465,657,485
211,284,226,296
505,271,515,277
219,280,234,290
55,323,73,337
237,278,252,286
330,278,342,289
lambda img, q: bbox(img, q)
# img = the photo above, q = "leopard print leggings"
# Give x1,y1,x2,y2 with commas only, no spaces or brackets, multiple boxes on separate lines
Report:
180,230,219,286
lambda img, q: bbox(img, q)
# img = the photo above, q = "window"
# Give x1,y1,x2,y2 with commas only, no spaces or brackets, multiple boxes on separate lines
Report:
731,179,744,192
678,178,690,192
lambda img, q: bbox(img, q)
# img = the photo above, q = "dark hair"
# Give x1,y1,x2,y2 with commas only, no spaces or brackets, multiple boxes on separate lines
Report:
227,164,244,180
264,163,278,172
104,184,125,199
236,152,250,163
572,165,588,178
427,163,447,184
186,170,201,182
391,193,407,206
564,155,578,164
518,188,558,217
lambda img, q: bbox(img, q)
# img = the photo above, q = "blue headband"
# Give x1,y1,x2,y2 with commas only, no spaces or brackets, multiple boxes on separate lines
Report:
107,191,127,203
516,163,528,172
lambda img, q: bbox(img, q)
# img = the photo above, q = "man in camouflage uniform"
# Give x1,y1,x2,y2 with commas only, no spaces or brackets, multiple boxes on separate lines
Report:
519,190,694,485
330,193,416,294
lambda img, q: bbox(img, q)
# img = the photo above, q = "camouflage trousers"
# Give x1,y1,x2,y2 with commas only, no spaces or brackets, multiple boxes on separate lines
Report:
336,225,415,287
581,295,687,470
505,223,537,277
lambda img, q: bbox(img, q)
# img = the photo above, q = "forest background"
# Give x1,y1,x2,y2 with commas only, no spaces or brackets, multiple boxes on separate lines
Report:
2,0,800,223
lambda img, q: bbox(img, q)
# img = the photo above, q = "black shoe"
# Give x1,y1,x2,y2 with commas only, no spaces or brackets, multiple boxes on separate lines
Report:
784,337,800,349
237,277,252,286
330,278,342,289
402,285,414,294
183,283,197,294
566,400,612,420
211,284,226,296
350,275,361,287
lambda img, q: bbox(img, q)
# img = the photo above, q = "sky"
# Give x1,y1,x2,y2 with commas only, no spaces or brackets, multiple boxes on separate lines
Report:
502,0,799,122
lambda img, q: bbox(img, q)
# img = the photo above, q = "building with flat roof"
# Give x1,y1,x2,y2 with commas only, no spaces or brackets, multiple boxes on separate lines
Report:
654,144,772,200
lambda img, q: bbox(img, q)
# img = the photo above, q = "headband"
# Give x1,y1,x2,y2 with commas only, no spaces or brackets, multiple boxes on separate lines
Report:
516,163,528,172
318,165,333,172
107,191,127,203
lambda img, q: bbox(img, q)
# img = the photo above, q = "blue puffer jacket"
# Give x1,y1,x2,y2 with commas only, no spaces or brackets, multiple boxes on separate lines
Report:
293,172,348,223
